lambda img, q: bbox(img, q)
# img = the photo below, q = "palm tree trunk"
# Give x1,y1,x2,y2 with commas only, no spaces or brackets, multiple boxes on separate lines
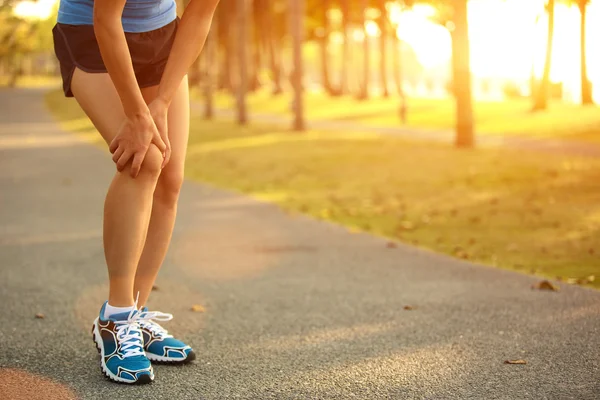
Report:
533,0,555,111
340,0,349,95
290,0,305,131
378,0,389,98
357,0,369,100
237,0,248,124
579,1,593,105
204,18,217,119
452,0,474,147
320,0,332,94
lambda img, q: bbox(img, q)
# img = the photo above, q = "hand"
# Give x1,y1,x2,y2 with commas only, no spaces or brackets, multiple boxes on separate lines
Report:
148,97,171,169
109,110,167,178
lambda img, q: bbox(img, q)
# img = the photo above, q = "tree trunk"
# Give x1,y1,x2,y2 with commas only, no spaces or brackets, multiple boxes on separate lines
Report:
290,0,305,131
452,0,474,148
357,0,369,100
320,0,333,94
579,1,593,105
340,0,349,95
264,3,283,95
248,1,261,92
219,10,235,92
237,0,248,124
378,0,389,97
204,18,217,119
533,0,555,111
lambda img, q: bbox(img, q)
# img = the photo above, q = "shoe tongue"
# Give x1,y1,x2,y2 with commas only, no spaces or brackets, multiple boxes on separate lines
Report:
110,309,138,322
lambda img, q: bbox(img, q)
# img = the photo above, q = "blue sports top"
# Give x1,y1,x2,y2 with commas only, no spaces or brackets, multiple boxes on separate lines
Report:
57,0,177,33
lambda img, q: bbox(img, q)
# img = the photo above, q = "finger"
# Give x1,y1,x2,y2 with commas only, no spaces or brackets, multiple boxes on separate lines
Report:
116,150,134,172
112,146,125,164
130,151,146,178
161,140,171,169
152,132,167,153
109,138,119,154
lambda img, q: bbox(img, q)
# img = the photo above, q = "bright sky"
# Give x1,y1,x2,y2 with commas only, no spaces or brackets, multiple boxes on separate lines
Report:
395,0,600,86
14,0,599,100
13,0,57,20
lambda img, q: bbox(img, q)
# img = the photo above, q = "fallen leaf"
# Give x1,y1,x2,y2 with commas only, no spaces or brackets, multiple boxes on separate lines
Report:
190,305,205,313
588,249,595,255
531,280,559,291
35,313,45,319
151,285,159,291
468,216,481,224
436,237,444,244
403,305,416,311
504,359,527,365
577,275,596,285
386,242,398,249
399,221,416,231
507,243,519,252
468,238,477,245
489,198,499,205
566,278,577,284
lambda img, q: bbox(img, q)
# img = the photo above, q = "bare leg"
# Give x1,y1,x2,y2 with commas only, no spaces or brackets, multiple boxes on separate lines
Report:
71,68,163,307
134,77,190,307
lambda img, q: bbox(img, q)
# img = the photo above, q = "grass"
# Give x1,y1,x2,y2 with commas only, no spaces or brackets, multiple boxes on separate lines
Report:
203,89,600,143
0,75,61,88
46,89,600,289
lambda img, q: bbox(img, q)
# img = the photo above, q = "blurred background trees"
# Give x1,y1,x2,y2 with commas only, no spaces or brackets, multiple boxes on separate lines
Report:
3,0,599,146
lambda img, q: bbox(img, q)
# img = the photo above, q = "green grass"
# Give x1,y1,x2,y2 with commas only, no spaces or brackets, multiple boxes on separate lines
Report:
46,89,600,289
203,89,600,143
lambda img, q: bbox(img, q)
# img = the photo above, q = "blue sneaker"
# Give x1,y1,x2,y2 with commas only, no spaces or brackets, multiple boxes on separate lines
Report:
138,307,196,364
92,303,154,384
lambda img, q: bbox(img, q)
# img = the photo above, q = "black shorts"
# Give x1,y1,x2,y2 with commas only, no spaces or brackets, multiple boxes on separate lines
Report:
52,18,178,97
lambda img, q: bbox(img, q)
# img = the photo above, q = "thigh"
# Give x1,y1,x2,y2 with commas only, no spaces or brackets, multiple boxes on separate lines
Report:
70,68,125,145
140,76,190,177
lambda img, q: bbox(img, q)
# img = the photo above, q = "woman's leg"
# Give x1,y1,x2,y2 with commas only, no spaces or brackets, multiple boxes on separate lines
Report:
71,68,164,307
134,76,190,307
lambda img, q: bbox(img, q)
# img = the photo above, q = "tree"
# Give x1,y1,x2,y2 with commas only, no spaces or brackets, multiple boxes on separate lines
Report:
290,0,305,130
450,0,474,147
377,0,389,97
578,0,593,105
319,0,333,94
357,0,370,100
237,0,248,124
203,18,218,119
340,0,350,94
533,0,555,111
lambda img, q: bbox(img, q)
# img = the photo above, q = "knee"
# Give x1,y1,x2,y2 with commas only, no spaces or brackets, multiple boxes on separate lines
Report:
154,167,184,206
138,145,163,179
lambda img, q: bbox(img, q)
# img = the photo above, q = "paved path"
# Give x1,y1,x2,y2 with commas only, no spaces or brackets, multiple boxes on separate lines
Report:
192,103,600,158
1,88,599,399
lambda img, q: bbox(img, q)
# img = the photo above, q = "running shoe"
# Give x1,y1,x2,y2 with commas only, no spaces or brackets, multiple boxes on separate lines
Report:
92,303,154,384
138,307,196,364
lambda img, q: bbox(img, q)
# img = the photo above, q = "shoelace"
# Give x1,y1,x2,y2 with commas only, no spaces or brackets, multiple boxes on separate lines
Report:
137,310,174,339
114,317,145,358
111,294,169,358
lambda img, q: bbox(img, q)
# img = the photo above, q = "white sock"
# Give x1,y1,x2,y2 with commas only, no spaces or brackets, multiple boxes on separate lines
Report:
104,303,135,319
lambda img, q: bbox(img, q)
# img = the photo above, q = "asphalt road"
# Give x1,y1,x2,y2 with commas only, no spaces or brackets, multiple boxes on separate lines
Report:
1,88,599,400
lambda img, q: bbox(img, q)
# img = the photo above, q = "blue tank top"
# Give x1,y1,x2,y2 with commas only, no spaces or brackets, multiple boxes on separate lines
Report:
57,0,177,33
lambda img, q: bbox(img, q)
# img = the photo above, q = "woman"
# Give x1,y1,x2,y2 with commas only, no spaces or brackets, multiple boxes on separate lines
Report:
52,0,219,384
